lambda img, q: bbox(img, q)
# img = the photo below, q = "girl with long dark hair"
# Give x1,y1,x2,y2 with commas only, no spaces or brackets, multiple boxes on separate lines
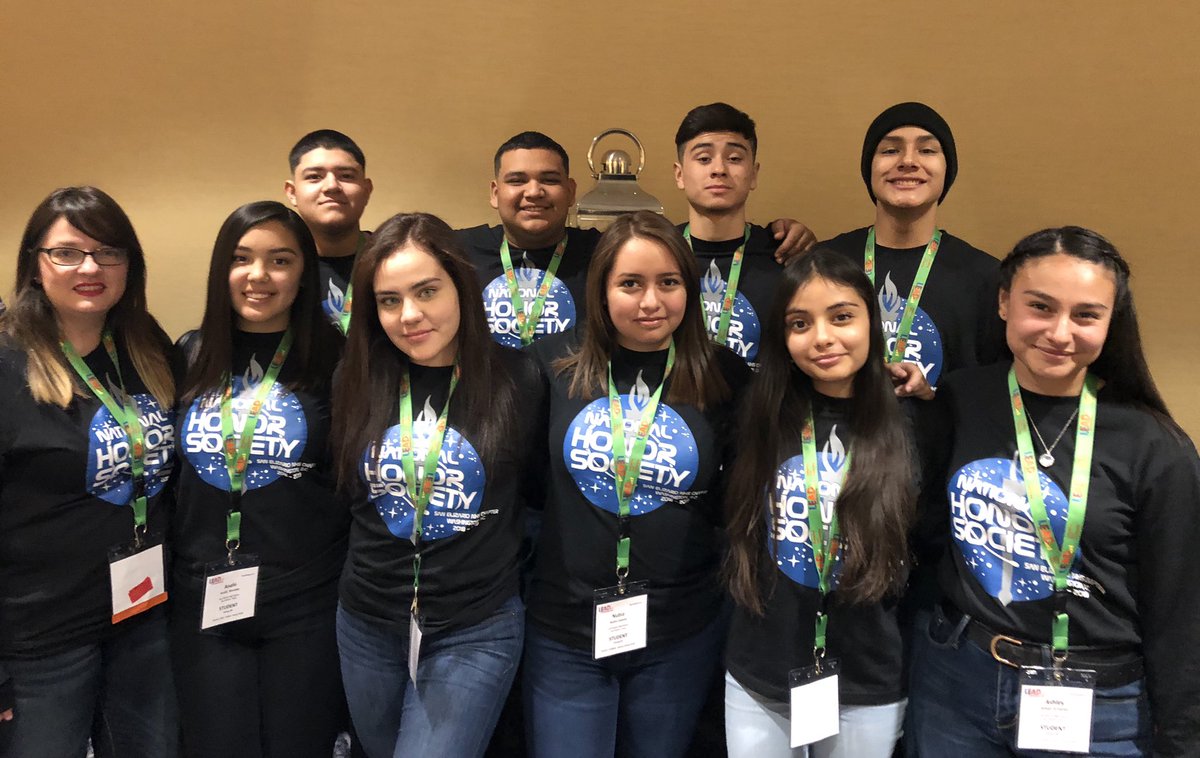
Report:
723,249,916,757
330,212,542,758
522,210,751,757
907,227,1200,756
0,186,177,755
169,201,348,756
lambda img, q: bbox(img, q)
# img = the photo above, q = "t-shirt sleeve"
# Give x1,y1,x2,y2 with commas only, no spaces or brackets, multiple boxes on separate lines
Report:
1134,428,1200,756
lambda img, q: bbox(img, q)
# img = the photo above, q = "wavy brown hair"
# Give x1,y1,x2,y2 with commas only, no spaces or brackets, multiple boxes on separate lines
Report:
2,186,173,408
554,211,728,408
725,249,915,610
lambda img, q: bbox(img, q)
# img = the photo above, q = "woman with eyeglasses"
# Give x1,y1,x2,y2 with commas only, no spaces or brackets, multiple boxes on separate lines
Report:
169,201,348,757
0,186,178,756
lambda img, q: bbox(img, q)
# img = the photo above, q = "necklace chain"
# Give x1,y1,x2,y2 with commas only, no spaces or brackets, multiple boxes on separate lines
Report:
1028,406,1080,467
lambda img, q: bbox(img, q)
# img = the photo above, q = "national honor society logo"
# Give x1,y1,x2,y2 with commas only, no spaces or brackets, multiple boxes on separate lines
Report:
700,261,760,360
362,396,487,540
878,272,944,385
769,426,847,587
949,455,1086,605
86,380,174,504
483,256,577,348
182,355,309,490
565,371,699,515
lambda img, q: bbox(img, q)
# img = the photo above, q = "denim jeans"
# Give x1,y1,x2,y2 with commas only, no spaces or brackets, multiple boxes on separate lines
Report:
336,595,523,758
724,670,904,758
0,613,178,758
523,614,725,758
906,607,1152,757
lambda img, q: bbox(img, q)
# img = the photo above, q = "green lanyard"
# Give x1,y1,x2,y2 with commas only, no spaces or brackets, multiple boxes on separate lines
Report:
336,232,370,335
61,331,148,537
683,223,751,347
498,236,567,346
1007,367,1098,654
399,361,460,617
219,329,293,549
607,341,675,586
864,227,942,363
800,409,850,658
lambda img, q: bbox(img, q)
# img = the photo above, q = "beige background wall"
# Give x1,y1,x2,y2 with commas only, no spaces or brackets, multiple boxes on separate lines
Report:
2,2,1198,437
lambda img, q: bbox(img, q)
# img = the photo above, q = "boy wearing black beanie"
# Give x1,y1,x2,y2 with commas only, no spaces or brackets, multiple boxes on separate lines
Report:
822,102,1003,389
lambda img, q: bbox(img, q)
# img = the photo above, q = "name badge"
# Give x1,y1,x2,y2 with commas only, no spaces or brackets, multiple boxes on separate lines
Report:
788,659,840,748
1016,666,1096,754
200,554,261,630
409,613,423,684
107,536,168,624
592,582,648,659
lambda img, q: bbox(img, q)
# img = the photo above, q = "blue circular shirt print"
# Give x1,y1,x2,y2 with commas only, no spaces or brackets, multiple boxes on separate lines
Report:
769,425,849,588
699,260,760,361
948,456,1079,605
564,371,699,515
181,358,308,492
86,392,174,505
877,272,944,385
361,397,487,541
482,261,577,348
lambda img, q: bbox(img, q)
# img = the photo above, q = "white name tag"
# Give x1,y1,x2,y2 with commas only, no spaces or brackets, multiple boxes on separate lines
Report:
789,660,840,748
200,560,260,630
108,541,167,624
1016,667,1096,754
408,613,423,684
592,583,648,659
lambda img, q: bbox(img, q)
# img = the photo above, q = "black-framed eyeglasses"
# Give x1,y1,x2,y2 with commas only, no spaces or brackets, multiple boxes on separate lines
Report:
36,246,130,267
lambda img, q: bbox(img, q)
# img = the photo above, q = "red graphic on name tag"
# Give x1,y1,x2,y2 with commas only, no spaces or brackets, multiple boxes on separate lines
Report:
128,576,154,603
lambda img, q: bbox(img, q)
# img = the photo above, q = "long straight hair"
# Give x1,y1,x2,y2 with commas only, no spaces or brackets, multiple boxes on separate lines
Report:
331,212,515,490
180,201,342,403
2,186,173,408
725,249,914,610
554,210,728,408
999,226,1183,437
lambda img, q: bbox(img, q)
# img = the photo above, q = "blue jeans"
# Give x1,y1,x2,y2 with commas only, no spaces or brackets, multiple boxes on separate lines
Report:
0,613,177,758
523,615,725,758
906,607,1151,757
724,671,905,758
336,596,523,758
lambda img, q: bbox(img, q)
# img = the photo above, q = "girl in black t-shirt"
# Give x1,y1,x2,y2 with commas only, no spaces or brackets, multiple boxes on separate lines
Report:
331,212,541,758
907,227,1200,757
723,250,916,757
170,201,347,757
0,186,177,756
524,211,750,758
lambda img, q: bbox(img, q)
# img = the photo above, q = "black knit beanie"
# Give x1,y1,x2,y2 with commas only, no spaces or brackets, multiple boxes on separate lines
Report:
860,102,957,204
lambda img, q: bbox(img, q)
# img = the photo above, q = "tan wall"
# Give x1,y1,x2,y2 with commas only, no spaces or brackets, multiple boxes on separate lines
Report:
3,2,1198,437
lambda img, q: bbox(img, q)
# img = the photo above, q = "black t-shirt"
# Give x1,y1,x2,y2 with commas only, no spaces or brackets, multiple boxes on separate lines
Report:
527,333,751,650
937,363,1200,756
679,223,782,369
171,330,348,627
726,393,923,705
0,338,175,658
316,232,371,330
339,346,545,635
457,225,599,348
822,227,1003,388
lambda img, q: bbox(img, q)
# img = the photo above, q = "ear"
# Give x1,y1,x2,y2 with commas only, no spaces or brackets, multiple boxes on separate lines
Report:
284,180,298,207
998,288,1010,321
489,180,500,210
673,161,685,190
750,161,760,191
564,177,577,207
363,177,374,202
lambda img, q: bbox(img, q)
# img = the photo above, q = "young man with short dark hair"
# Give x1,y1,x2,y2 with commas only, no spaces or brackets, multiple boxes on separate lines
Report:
284,129,373,333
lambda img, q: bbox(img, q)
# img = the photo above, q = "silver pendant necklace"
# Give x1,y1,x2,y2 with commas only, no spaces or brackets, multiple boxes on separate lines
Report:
1028,407,1079,468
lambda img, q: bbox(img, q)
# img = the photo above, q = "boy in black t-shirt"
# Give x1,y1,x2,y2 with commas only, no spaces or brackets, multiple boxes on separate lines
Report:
673,102,814,367
822,103,1003,388
284,129,374,331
